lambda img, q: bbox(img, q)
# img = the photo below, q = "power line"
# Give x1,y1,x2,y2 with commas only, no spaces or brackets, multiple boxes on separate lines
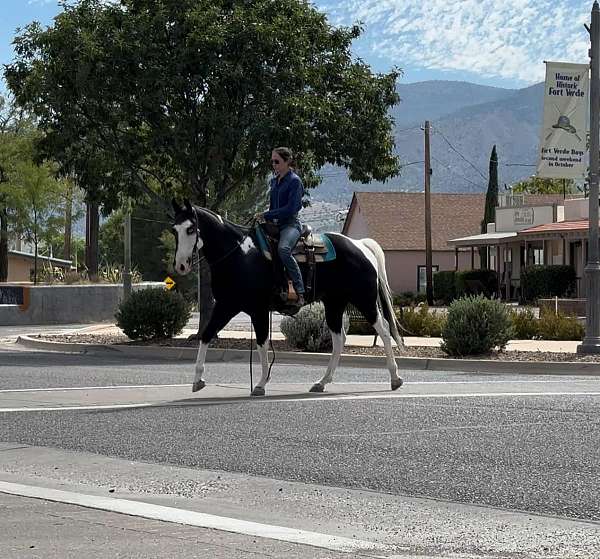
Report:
431,155,485,190
433,127,488,181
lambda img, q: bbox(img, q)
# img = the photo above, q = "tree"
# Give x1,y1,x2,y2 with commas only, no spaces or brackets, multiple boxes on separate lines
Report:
480,145,498,270
6,0,402,328
512,176,576,196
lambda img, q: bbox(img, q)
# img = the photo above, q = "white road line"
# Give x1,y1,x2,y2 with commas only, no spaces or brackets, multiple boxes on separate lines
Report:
0,481,389,556
2,391,600,413
0,384,187,393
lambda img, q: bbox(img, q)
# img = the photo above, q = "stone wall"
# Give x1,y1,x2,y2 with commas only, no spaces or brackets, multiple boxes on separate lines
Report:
0,283,163,326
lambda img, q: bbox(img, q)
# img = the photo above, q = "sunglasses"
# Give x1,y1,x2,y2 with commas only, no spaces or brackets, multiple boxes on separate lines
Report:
271,159,281,164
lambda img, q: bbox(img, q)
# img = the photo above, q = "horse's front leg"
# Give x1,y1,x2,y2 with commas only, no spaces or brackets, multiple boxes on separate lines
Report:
192,303,237,393
249,309,271,396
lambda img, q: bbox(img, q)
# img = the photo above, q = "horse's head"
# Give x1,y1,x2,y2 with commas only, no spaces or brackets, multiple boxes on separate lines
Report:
171,199,201,275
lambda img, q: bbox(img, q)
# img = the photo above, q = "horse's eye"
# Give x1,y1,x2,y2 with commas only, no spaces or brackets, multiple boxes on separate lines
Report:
187,226,195,235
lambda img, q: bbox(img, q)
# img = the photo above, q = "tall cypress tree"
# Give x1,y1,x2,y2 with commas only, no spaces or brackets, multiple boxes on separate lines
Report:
480,145,498,269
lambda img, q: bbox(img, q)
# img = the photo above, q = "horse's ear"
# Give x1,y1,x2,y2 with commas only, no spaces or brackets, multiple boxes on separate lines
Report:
172,198,182,214
184,199,193,212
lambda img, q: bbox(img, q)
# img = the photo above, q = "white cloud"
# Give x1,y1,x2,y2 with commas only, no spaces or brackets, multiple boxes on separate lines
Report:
318,0,590,84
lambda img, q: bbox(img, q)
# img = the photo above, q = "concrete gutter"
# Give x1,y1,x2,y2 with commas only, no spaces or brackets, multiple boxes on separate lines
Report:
15,335,600,375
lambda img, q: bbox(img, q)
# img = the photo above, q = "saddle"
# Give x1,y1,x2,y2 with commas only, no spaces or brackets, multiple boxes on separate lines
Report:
254,223,336,263
254,222,336,309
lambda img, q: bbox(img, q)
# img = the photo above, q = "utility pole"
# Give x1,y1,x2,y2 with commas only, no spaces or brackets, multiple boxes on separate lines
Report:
424,120,433,306
123,212,132,301
579,0,600,354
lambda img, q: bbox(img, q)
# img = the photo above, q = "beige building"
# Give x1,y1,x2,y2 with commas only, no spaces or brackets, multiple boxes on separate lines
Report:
6,250,73,283
342,192,486,294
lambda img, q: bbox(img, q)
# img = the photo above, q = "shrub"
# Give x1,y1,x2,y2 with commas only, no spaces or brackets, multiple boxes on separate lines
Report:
346,304,376,335
521,265,576,302
393,291,427,307
510,307,539,340
441,295,513,356
398,305,446,337
116,287,191,340
537,312,584,341
433,270,456,304
281,302,349,352
455,269,498,298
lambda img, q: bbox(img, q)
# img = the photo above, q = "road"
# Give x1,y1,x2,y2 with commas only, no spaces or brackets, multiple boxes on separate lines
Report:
0,341,599,558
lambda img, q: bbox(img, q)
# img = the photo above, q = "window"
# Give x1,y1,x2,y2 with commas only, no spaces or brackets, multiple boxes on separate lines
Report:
417,265,439,293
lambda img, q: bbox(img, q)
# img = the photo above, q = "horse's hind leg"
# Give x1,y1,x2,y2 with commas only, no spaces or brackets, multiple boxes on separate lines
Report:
310,300,346,393
371,309,403,391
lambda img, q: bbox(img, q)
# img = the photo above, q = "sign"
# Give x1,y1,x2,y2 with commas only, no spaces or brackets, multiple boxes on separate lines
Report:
537,61,589,179
164,276,176,290
514,208,534,226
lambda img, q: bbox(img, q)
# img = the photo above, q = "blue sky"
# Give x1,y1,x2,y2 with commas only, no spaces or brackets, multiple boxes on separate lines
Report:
1,0,593,92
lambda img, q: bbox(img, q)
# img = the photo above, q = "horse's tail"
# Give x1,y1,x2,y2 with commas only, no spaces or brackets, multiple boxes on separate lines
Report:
360,238,405,350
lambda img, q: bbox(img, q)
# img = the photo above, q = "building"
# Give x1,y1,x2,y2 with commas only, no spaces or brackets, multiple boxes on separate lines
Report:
341,192,486,294
6,250,73,283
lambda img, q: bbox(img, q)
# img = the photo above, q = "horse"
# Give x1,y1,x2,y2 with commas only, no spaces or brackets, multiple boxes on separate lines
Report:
171,199,404,396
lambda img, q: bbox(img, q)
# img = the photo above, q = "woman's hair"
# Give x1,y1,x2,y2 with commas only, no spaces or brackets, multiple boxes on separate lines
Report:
273,146,294,165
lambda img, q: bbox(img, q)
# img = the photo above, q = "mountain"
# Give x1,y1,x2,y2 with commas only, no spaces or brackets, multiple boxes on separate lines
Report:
311,80,546,210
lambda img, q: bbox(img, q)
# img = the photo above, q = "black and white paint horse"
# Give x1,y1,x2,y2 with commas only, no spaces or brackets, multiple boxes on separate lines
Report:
171,199,404,396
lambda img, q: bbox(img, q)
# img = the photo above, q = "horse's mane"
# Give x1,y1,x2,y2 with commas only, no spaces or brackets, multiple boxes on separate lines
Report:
197,206,253,237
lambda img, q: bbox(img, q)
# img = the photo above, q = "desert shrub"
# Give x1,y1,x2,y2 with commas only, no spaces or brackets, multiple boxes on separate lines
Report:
433,271,456,304
537,312,584,341
281,302,349,352
393,291,427,307
99,263,143,284
455,269,498,298
116,287,191,340
510,307,539,340
398,305,446,337
520,265,576,302
441,295,513,356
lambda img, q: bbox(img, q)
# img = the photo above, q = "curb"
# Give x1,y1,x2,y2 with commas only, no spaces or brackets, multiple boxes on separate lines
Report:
15,335,600,376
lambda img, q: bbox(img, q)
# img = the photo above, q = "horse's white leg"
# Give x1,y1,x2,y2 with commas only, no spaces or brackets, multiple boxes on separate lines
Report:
372,311,403,390
250,310,271,396
250,342,270,396
192,341,209,392
310,328,345,393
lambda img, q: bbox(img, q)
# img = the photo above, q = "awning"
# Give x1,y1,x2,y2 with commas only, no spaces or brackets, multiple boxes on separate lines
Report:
447,232,518,248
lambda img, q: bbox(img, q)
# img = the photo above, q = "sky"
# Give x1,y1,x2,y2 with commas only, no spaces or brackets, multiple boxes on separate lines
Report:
0,0,594,92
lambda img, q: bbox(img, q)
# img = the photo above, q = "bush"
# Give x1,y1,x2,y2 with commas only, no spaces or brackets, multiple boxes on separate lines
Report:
433,271,456,304
510,307,539,340
116,287,191,340
441,295,513,356
521,265,576,302
537,312,584,341
393,291,427,307
398,305,446,337
346,304,376,335
455,269,498,298
281,302,349,352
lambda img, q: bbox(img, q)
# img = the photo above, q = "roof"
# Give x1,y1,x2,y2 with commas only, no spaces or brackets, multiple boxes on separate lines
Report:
342,192,486,251
9,250,73,266
447,231,518,246
518,219,592,236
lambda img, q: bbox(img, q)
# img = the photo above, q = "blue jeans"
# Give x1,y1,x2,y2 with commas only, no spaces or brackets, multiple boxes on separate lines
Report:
278,224,305,295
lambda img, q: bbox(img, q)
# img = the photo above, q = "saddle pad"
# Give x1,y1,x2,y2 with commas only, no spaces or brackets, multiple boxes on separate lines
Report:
254,226,336,263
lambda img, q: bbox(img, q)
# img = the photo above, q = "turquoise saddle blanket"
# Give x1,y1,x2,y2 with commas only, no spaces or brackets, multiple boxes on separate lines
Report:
254,226,336,263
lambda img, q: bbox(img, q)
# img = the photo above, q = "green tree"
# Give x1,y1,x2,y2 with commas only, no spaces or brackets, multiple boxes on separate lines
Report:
512,176,576,195
6,0,402,327
480,145,498,269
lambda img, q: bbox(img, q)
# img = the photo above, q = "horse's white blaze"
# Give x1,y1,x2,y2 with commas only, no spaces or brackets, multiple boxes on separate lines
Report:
318,330,345,386
194,341,209,384
240,236,256,255
174,219,202,275
254,343,270,389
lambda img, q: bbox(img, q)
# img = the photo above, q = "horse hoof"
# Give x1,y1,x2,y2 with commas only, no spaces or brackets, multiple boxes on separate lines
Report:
391,378,403,391
309,383,325,393
251,386,265,397
192,380,206,393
